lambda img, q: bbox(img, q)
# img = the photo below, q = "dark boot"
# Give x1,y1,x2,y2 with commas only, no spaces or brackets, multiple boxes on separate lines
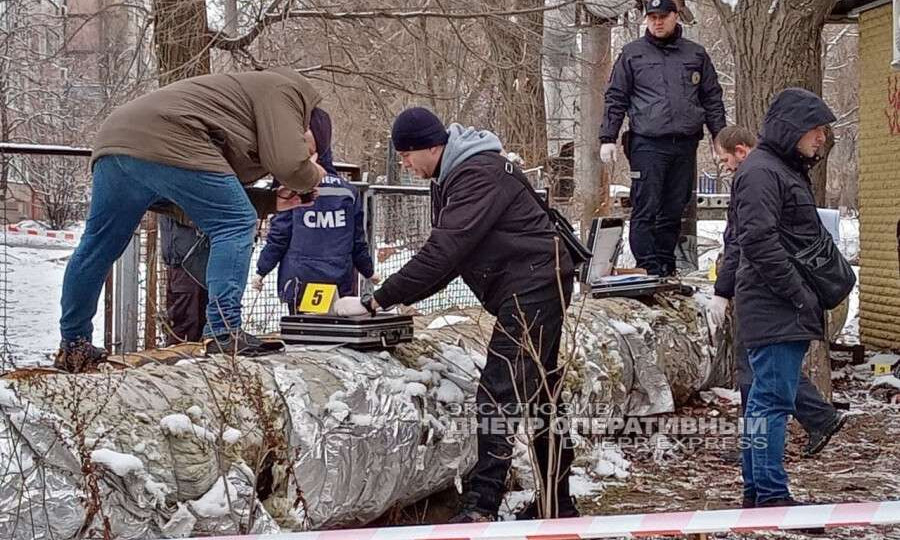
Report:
803,412,848,457
515,496,580,520
206,330,284,357
756,498,825,534
55,338,108,373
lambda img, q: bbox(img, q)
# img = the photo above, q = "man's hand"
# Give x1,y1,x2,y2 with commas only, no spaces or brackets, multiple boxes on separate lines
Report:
251,274,264,292
310,152,326,182
368,273,382,285
333,296,369,317
600,143,617,164
707,295,730,329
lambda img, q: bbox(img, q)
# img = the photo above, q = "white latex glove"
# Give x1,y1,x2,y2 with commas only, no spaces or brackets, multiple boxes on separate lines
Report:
333,296,369,317
600,143,617,164
707,295,730,329
251,274,264,292
368,273,382,285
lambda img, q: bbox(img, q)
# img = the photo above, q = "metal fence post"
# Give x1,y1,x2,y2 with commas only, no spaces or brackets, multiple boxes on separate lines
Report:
114,230,140,353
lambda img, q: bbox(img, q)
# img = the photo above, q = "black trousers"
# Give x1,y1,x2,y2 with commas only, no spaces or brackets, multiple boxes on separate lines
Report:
468,290,575,517
164,266,208,345
627,134,698,276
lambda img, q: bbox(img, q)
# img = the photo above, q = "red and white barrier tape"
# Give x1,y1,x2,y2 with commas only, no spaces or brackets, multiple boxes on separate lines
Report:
186,501,900,539
5,224,78,242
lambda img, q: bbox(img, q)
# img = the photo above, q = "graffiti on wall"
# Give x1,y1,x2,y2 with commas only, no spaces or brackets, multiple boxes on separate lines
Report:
886,73,900,135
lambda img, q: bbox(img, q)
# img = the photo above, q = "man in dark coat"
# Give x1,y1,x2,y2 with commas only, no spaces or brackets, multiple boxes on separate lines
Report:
335,107,577,522
732,88,836,508
599,0,726,276
712,126,847,460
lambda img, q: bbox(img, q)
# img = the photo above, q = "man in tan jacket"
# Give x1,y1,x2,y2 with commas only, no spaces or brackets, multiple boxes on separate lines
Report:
58,68,325,369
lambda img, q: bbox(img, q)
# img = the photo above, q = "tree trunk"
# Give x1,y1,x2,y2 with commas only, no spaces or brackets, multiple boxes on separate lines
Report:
714,0,840,398
576,16,612,239
152,0,211,86
148,0,211,348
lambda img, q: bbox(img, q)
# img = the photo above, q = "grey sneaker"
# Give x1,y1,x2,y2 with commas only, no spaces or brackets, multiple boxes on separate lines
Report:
803,412,849,457
55,338,108,373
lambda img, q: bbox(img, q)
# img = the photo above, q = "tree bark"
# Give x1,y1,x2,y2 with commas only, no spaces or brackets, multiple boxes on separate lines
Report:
575,15,612,240
148,0,212,348
714,0,840,398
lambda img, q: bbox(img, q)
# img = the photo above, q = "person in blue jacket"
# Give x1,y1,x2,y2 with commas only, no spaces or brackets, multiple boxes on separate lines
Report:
252,109,378,311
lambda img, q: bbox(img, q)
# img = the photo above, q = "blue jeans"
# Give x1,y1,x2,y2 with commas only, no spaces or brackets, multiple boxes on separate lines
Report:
741,340,809,504
60,155,257,341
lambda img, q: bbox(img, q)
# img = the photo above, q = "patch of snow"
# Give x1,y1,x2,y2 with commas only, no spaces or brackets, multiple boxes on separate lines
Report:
872,375,900,391
91,448,145,477
160,413,215,441
350,414,373,427
189,476,238,518
498,489,534,521
222,427,242,445
161,502,196,537
3,246,105,367
325,394,351,422
722,0,740,10
404,382,428,397
711,387,741,405
609,320,638,335
185,406,203,420
402,368,432,384
427,315,471,330
569,466,606,496
435,379,465,404
0,381,20,407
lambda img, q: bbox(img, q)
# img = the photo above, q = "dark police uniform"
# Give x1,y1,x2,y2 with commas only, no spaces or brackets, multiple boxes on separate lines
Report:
600,7,726,276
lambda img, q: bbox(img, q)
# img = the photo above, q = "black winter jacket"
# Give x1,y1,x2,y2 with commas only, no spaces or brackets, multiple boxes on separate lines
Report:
600,26,726,143
374,151,573,315
731,88,836,348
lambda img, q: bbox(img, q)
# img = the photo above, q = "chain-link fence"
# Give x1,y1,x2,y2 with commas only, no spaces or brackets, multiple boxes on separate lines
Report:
0,144,555,362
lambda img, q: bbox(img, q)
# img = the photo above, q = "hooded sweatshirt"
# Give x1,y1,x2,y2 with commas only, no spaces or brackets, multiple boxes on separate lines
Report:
731,87,836,348
92,67,322,193
375,125,573,315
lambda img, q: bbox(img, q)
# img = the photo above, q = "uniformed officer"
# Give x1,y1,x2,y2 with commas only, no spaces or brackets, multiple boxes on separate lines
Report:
599,0,726,276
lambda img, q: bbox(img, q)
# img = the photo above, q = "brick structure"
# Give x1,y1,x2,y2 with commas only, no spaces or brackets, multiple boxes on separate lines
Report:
856,3,900,349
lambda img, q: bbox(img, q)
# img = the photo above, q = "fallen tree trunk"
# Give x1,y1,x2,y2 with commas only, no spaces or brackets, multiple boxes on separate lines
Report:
0,294,724,539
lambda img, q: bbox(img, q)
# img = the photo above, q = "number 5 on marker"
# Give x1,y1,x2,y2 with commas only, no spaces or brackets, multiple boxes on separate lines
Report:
299,283,338,314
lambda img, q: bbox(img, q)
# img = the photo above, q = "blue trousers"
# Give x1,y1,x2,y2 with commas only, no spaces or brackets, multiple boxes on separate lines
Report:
60,155,257,341
742,340,809,504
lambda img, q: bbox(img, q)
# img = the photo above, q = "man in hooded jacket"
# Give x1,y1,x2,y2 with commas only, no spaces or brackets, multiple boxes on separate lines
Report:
57,68,326,369
334,107,577,522
732,88,836,509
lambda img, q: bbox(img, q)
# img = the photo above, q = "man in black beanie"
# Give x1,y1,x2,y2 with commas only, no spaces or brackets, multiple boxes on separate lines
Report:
334,107,578,522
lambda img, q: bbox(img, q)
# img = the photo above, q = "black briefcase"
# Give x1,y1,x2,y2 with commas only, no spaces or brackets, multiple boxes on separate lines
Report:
280,313,414,350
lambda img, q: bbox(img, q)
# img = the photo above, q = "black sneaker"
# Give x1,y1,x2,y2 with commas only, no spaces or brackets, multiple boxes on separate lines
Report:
55,338,108,373
447,509,493,523
515,497,580,520
756,498,825,534
803,412,849,457
206,330,284,357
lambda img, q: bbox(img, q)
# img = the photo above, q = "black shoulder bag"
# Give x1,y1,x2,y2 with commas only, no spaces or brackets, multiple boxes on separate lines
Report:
781,220,856,310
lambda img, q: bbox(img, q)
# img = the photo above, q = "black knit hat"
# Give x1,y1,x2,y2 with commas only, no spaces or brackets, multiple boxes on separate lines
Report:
391,107,449,152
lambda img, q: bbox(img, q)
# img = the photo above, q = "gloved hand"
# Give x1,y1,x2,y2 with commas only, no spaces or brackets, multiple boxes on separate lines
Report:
251,274,264,292
333,296,369,317
368,273,382,285
600,143,617,164
707,295,730,329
